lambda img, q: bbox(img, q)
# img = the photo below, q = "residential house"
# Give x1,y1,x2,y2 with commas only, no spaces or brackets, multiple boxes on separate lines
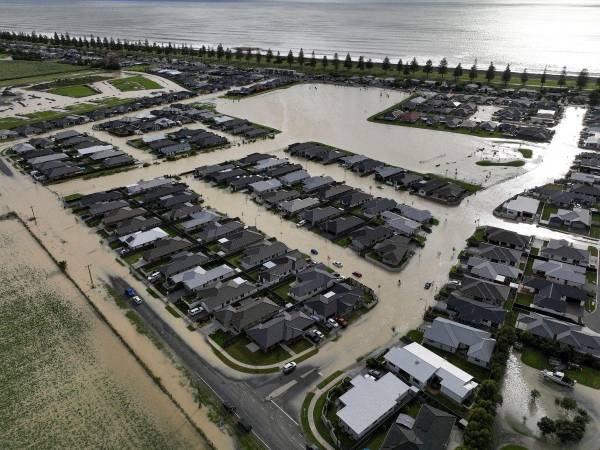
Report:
384,343,479,404
517,313,600,358
257,250,309,285
466,256,522,284
239,241,289,270
299,206,343,226
192,278,258,312
319,215,366,238
141,237,193,263
289,264,337,301
336,374,413,440
372,235,412,267
540,239,590,267
548,208,591,231
532,259,586,288
119,227,168,250
214,297,280,333
498,196,540,221
350,226,395,252
168,264,235,292
446,292,507,330
303,282,364,320
485,227,530,250
459,276,511,305
246,310,315,350
423,317,496,368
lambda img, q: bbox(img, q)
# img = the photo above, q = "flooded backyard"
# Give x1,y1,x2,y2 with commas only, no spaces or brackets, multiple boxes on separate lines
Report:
0,81,596,445
497,352,600,450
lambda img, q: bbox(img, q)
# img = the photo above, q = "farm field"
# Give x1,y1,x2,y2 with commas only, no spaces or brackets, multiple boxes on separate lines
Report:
0,59,85,81
109,75,161,91
0,216,205,449
48,84,100,98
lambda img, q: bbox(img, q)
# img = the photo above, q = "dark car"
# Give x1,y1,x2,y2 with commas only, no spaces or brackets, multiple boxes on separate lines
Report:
352,271,362,278
310,248,319,255
424,282,432,290
237,419,253,433
125,287,137,297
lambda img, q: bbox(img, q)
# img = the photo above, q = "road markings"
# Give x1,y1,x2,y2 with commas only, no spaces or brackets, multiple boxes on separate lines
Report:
270,399,300,427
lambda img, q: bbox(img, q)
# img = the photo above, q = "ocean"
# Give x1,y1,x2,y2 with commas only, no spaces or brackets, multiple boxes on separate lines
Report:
0,0,599,74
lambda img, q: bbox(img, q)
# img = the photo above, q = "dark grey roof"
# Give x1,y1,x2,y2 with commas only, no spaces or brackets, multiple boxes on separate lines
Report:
247,311,315,350
214,297,280,331
459,276,510,304
141,237,193,262
446,292,507,327
158,252,210,277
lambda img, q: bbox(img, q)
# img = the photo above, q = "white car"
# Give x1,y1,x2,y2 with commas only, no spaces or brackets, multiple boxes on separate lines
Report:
326,318,339,328
296,220,306,227
132,295,143,305
282,361,297,374
332,261,343,268
147,271,161,282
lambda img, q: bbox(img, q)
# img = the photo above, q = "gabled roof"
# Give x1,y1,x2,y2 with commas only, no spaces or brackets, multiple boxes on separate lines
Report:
459,276,510,303
446,292,507,327
541,239,589,265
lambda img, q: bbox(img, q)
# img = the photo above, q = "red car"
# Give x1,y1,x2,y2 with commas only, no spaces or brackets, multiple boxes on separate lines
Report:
352,271,362,278
335,316,348,328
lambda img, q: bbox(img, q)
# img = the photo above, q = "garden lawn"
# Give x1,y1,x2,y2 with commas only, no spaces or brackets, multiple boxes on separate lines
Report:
566,365,600,389
0,59,85,81
49,84,99,98
520,347,547,370
110,75,161,92
476,160,525,167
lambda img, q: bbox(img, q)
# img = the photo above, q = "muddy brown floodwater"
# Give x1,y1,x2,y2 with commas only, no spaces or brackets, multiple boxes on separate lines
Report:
0,82,594,447
0,216,206,449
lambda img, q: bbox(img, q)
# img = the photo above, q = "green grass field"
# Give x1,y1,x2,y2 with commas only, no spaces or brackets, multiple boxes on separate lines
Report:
109,75,161,91
476,159,525,167
48,84,99,98
0,59,85,81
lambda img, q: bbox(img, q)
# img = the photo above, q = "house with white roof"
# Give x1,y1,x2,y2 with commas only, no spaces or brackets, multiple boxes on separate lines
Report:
168,263,235,292
384,343,479,404
119,227,167,250
77,144,114,156
498,195,539,221
336,373,414,440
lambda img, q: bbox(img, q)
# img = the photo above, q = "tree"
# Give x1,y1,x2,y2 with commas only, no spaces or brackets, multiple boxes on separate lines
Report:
245,48,252,60
275,51,282,64
538,416,556,436
502,64,512,86
560,396,578,411
423,59,433,78
410,57,419,73
478,380,503,406
58,260,67,272
403,63,410,75
438,57,448,78
266,48,273,62
558,66,567,87
469,62,478,81
321,55,328,68
366,58,373,69
396,58,403,72
255,51,262,63
453,63,463,81
576,68,589,89
485,62,496,82
298,48,305,66
540,66,547,87
520,68,529,85
310,50,316,67
344,53,352,69
530,389,540,401
102,52,120,70
333,52,340,70
357,55,365,70
382,56,390,71
286,49,294,66
216,43,224,60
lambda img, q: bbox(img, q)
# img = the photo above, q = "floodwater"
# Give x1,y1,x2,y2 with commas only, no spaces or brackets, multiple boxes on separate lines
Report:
217,83,534,187
2,0,600,74
497,352,600,449
0,82,593,438
0,216,206,449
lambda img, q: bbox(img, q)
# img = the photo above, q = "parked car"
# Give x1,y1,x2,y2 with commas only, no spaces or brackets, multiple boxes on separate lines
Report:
326,318,339,329
368,369,383,379
308,329,324,342
296,220,306,227
132,295,143,305
125,287,137,298
424,282,432,290
188,306,204,317
282,361,297,375
237,419,253,433
352,271,362,278
332,260,343,268
119,247,131,256
335,316,348,328
310,248,319,255
222,401,236,413
147,271,161,282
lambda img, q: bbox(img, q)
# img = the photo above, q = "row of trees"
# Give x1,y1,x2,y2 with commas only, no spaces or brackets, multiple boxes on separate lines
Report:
0,30,598,89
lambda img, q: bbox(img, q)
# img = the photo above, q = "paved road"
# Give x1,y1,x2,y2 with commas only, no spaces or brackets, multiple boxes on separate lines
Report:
114,278,307,450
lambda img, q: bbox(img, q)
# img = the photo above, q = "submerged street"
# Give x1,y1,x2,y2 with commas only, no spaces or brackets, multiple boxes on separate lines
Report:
0,83,595,449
